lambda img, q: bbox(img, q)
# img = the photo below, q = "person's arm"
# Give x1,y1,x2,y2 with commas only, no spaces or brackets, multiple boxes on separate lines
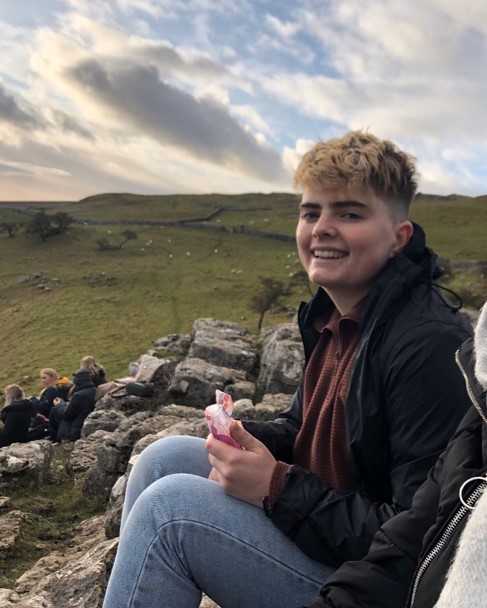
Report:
0,410,13,446
37,386,58,417
268,322,471,566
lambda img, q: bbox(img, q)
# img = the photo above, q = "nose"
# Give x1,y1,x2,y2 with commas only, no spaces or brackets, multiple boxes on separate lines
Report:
312,213,337,238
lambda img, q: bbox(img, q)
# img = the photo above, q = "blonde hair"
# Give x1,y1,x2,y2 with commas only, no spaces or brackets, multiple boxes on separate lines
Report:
294,130,418,219
4,384,24,405
80,356,103,375
40,368,58,383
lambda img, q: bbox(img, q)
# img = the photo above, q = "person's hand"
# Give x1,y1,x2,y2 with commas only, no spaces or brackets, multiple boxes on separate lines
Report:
206,421,276,507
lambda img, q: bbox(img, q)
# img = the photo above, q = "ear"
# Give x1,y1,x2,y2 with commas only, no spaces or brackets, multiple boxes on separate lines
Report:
390,220,413,257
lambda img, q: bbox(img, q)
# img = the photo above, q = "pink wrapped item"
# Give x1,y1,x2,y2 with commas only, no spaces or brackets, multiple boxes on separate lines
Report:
205,389,241,448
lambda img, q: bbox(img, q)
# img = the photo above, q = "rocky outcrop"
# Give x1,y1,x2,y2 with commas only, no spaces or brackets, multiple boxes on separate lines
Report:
0,441,53,490
0,317,303,608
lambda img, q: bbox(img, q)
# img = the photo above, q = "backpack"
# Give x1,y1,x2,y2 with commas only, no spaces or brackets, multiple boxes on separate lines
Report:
125,381,154,398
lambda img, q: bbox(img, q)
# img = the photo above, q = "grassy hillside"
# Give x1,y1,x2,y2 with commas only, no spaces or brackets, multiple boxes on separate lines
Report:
0,192,485,396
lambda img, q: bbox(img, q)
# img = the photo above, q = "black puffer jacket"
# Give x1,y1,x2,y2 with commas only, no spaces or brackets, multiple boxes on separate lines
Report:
244,224,473,567
0,398,33,447
57,378,96,442
309,337,486,608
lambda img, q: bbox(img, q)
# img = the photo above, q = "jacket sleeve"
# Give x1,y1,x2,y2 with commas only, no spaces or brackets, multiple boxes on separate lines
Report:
269,321,471,567
242,383,303,462
302,440,453,608
62,393,82,421
37,387,59,417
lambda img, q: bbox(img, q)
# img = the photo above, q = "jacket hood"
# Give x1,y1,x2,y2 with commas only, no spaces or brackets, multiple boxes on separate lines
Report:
4,399,32,413
474,303,487,391
401,223,443,280
457,302,487,424
73,369,95,389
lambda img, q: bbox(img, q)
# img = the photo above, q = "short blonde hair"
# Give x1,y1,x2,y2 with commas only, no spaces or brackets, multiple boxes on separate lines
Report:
294,130,418,219
4,384,24,405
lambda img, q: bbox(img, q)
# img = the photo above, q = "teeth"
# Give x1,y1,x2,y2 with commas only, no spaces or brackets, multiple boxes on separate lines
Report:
314,250,346,259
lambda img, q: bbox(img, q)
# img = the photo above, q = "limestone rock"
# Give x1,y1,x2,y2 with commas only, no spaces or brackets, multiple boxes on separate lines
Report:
0,441,53,490
0,510,26,559
257,322,304,394
188,318,257,372
169,357,252,407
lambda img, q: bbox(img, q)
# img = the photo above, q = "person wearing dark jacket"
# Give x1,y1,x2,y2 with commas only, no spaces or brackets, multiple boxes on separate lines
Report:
0,384,32,447
49,369,96,442
30,368,61,418
79,355,107,387
306,301,487,608
103,131,472,608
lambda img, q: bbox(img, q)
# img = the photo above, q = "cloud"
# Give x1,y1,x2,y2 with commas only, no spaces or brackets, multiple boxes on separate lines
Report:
64,58,287,181
0,83,40,129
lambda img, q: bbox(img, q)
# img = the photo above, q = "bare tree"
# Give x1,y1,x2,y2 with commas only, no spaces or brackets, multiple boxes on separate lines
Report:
0,222,23,238
96,230,138,251
249,277,291,330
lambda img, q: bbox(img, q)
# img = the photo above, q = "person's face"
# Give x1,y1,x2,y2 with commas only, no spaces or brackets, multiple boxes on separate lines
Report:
40,373,55,387
296,186,413,314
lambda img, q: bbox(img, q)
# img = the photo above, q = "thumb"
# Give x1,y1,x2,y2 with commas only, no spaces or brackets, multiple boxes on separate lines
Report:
230,420,261,451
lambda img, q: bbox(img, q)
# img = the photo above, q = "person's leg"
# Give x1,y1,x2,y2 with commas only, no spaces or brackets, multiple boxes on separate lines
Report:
48,404,64,441
104,473,333,608
121,435,211,530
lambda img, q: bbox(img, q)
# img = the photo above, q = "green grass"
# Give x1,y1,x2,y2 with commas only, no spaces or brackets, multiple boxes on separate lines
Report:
0,443,105,587
0,192,485,396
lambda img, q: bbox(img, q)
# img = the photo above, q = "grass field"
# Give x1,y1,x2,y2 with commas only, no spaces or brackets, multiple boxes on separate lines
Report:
0,192,485,395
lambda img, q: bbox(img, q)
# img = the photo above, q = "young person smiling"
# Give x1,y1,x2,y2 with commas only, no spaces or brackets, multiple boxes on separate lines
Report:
103,131,472,608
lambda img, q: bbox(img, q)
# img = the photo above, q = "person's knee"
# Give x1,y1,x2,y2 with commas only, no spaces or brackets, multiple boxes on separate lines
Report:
131,473,213,525
132,435,206,478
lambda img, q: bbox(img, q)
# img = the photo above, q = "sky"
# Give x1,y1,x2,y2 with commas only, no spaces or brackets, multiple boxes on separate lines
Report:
0,0,486,201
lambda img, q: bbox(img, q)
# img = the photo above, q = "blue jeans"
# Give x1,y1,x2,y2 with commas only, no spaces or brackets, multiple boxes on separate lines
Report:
103,436,333,608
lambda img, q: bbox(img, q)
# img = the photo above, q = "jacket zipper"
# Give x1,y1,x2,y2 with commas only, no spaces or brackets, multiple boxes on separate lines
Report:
408,349,487,607
408,475,487,607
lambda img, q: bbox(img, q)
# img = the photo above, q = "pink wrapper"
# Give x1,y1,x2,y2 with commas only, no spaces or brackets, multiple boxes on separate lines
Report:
205,389,241,448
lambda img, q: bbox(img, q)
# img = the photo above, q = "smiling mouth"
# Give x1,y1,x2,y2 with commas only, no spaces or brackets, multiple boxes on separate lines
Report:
313,250,347,259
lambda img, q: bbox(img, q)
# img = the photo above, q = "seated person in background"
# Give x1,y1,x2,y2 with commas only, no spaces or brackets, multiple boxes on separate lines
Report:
30,368,60,418
307,301,487,608
103,131,473,608
79,355,107,387
0,384,32,447
49,369,96,442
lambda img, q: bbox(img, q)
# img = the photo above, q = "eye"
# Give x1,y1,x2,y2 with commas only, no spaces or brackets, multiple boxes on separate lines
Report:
341,211,361,220
300,210,319,221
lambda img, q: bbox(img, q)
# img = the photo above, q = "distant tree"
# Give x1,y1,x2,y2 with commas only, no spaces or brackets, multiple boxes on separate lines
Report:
0,221,23,238
50,212,74,235
119,229,138,249
287,270,315,297
96,230,138,251
26,210,74,241
249,277,291,330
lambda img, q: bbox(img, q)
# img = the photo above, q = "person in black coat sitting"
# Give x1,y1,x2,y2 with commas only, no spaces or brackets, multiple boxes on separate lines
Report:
49,369,96,442
0,384,33,447
79,355,107,387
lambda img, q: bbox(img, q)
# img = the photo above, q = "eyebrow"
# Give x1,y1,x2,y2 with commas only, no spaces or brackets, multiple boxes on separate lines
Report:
299,200,368,210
